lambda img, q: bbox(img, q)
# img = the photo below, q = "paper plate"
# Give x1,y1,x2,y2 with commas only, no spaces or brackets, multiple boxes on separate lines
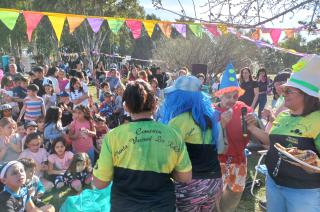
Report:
274,144,320,173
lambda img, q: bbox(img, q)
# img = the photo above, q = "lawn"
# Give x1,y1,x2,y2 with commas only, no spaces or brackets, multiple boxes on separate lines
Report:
43,86,268,211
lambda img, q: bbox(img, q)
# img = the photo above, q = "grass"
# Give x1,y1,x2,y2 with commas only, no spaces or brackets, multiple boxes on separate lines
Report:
42,86,268,211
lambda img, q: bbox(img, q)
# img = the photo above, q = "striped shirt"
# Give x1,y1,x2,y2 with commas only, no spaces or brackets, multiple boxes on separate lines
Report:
24,97,44,121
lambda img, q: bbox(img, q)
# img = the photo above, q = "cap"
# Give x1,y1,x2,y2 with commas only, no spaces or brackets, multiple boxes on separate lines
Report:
110,63,118,70
24,121,38,129
59,91,69,97
164,75,201,94
0,104,12,111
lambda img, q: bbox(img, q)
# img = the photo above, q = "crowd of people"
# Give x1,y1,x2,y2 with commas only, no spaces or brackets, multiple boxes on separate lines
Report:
0,53,319,212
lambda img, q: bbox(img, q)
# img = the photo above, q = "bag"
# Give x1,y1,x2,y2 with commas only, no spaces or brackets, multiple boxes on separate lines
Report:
60,184,112,212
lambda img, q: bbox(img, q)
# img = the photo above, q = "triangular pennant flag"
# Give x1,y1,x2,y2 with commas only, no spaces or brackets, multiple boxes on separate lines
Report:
284,29,295,39
143,21,156,37
204,24,220,37
23,12,43,42
217,24,228,35
158,22,172,38
270,29,282,45
48,14,66,43
67,16,85,33
0,11,20,30
261,28,271,33
87,17,104,33
189,24,203,38
126,20,142,39
173,23,186,38
107,19,124,34
251,29,260,40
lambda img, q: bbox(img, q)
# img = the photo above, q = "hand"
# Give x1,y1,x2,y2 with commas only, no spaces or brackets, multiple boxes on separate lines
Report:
262,108,274,122
221,109,233,128
245,113,257,131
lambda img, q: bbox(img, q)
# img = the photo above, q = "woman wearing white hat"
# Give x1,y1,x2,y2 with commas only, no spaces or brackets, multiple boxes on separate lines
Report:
246,54,320,212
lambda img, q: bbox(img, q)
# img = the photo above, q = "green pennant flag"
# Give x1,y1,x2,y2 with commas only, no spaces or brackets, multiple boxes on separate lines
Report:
189,24,203,38
107,19,124,34
0,11,20,30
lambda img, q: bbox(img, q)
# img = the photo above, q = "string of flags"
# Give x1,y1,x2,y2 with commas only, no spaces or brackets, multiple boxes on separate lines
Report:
0,8,316,57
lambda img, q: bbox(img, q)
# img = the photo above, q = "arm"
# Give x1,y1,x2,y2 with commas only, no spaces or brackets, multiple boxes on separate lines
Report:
93,175,110,189
172,170,192,183
17,103,26,122
48,161,65,175
41,100,46,117
246,114,270,145
251,87,259,108
0,145,9,161
8,139,22,154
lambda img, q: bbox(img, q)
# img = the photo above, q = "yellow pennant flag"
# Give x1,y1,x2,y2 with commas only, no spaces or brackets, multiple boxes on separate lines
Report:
217,24,228,35
67,16,85,33
48,14,66,43
158,22,172,38
143,20,157,37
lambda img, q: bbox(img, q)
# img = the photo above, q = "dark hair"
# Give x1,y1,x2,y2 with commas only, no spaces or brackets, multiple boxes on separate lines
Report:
123,80,156,114
45,106,61,127
47,67,59,77
25,132,41,146
100,81,110,89
67,153,91,174
75,105,93,124
70,77,83,93
51,137,66,154
18,158,36,170
302,92,320,116
75,71,84,80
33,66,43,73
1,76,13,88
239,67,253,84
256,68,268,81
17,122,24,127
27,84,39,92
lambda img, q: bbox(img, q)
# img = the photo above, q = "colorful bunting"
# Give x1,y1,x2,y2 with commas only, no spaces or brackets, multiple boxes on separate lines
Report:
0,11,19,30
87,17,104,33
48,14,66,43
189,24,203,38
270,29,282,45
158,22,172,38
204,24,220,37
107,19,124,34
23,12,43,42
143,21,156,37
172,23,186,38
126,20,142,39
284,29,295,39
67,16,85,33
217,24,228,35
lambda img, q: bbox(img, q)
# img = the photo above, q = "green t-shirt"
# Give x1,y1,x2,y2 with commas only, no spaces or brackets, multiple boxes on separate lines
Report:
93,120,191,211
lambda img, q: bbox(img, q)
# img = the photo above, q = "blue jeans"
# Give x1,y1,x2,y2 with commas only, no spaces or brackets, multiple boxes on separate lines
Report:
266,175,320,212
255,94,267,118
87,148,95,166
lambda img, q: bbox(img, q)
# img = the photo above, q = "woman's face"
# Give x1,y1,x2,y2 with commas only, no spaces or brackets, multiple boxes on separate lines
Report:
242,69,250,81
54,141,66,156
2,163,26,189
220,91,239,109
283,86,304,111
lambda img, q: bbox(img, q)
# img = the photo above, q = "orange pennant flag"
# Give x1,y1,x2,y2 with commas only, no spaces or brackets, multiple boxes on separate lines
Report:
143,20,157,37
48,14,66,43
284,29,295,39
251,29,260,40
158,22,172,38
67,16,85,33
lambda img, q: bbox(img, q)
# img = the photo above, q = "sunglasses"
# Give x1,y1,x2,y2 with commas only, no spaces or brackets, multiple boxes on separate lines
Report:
282,88,301,96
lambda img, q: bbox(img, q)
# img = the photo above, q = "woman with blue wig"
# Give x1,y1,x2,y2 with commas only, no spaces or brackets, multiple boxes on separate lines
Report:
161,75,223,211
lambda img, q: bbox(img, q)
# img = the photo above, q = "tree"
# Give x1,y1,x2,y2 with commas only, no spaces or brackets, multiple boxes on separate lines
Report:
306,37,320,54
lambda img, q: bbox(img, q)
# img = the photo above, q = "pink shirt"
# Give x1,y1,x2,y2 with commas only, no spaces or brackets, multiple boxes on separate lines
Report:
70,120,94,153
19,148,48,177
58,79,69,91
48,151,74,170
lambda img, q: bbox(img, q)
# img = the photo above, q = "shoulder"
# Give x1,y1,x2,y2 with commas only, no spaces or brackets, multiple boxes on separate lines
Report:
0,191,15,211
66,151,74,158
169,112,190,124
48,154,56,161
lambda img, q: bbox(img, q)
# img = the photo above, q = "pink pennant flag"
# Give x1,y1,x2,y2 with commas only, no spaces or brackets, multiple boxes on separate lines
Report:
203,24,220,37
87,18,104,33
23,12,43,42
270,29,282,45
126,20,142,39
173,24,186,38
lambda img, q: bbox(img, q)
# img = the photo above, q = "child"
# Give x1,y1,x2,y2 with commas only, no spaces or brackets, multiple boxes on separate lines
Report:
19,132,54,192
57,69,69,92
68,105,96,164
43,82,57,110
58,91,74,127
48,137,74,189
99,92,116,128
0,161,55,212
17,84,46,122
21,121,38,150
44,107,67,151
99,81,111,102
11,76,28,109
114,83,125,116
93,115,109,163
18,158,46,207
63,152,92,192
69,77,89,108
0,104,13,119
0,117,21,164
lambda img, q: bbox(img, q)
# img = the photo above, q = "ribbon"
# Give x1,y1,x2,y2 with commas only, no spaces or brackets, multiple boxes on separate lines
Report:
126,20,142,39
23,12,43,42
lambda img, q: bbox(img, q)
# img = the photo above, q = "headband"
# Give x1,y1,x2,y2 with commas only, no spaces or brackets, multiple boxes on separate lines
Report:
0,161,23,179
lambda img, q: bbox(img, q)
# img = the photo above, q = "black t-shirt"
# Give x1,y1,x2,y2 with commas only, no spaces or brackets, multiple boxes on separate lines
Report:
61,102,74,127
0,187,30,212
257,80,268,95
239,80,258,106
32,78,45,97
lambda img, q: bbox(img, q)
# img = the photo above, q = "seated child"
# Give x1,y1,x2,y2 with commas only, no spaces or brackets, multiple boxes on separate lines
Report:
98,81,111,103
18,158,46,207
19,132,54,192
63,152,92,193
48,137,73,188
21,121,38,150
58,91,74,127
0,161,55,212
99,92,116,127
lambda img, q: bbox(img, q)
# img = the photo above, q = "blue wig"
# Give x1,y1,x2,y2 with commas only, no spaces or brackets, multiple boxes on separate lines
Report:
160,90,220,145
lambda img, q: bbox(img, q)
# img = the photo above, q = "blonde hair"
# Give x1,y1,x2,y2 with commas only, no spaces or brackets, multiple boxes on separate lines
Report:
0,117,16,128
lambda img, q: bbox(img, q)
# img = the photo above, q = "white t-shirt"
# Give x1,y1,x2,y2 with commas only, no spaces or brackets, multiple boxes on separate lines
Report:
69,87,89,108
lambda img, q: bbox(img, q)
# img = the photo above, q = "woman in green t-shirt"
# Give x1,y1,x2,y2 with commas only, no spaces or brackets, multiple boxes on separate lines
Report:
93,80,192,212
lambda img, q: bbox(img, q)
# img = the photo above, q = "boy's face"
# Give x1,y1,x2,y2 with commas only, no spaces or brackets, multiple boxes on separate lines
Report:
34,71,44,79
60,96,70,103
2,109,12,118
102,86,110,92
104,96,112,103
27,90,37,97
17,126,25,135
20,81,28,88
2,163,26,190
26,126,37,135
